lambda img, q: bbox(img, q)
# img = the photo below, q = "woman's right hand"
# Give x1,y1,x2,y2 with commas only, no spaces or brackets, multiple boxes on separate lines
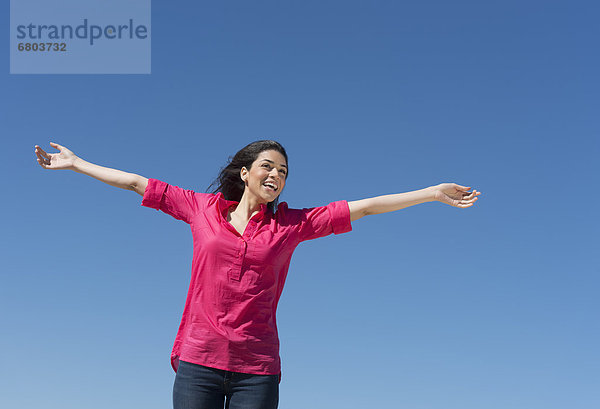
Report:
35,142,78,170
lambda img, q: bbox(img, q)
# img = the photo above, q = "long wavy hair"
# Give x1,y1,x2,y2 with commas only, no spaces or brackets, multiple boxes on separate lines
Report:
207,140,289,213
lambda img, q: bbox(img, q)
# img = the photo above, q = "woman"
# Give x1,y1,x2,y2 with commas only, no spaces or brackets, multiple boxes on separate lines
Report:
34,140,481,409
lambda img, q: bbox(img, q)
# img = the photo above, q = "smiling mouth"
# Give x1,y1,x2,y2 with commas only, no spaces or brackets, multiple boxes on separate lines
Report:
263,181,278,192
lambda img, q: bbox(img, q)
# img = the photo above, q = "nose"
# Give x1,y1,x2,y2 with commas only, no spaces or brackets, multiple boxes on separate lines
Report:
269,168,281,179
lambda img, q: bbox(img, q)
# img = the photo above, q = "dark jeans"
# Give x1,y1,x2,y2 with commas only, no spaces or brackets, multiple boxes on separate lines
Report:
173,360,279,409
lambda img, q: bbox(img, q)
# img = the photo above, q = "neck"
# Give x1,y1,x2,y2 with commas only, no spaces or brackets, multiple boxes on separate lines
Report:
232,192,265,220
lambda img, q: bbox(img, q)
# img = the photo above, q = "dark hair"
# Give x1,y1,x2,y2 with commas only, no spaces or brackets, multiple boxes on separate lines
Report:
207,140,289,213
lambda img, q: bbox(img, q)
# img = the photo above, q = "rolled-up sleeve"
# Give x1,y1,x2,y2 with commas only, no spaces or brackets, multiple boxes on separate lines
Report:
141,178,209,224
293,200,353,242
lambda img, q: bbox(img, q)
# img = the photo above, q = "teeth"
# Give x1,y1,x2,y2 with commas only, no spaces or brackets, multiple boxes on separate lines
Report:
264,183,277,190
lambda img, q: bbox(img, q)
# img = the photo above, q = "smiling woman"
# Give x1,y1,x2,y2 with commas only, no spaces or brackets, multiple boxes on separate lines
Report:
207,140,289,214
33,139,481,409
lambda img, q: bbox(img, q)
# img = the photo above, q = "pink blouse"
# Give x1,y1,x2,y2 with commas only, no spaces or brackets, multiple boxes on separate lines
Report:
141,178,352,378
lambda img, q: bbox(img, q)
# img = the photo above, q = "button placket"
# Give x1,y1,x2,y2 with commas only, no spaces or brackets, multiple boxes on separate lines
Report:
228,214,261,282
228,239,247,282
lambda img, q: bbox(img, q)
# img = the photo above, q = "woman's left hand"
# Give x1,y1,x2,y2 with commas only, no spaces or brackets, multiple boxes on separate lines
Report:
431,183,481,208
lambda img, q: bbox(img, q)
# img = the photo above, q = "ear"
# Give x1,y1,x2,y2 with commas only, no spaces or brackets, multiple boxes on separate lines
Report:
240,167,248,183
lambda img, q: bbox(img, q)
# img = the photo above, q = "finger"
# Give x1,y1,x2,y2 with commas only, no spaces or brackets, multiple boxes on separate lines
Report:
458,191,475,200
35,150,50,163
458,201,474,208
463,190,481,198
455,184,471,191
35,145,50,159
36,157,49,169
460,197,478,206
49,142,63,152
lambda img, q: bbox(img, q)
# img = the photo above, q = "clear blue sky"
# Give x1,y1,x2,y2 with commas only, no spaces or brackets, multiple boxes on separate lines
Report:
2,1,599,408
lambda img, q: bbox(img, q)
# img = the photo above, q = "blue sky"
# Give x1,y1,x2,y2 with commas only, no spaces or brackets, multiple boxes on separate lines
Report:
2,1,599,408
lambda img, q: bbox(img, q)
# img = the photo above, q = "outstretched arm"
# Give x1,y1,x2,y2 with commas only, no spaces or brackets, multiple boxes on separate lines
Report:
348,183,481,222
35,142,149,196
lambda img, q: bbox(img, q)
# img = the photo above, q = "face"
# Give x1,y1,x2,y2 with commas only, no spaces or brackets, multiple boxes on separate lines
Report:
241,150,288,204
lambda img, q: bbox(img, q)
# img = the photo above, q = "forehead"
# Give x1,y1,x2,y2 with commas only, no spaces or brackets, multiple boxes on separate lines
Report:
255,150,287,167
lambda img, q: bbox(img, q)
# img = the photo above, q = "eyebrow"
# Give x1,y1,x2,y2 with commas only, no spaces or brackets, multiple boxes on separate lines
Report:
261,159,287,169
